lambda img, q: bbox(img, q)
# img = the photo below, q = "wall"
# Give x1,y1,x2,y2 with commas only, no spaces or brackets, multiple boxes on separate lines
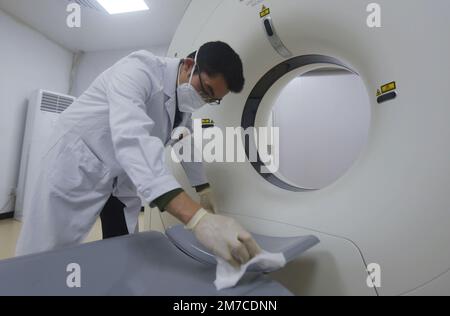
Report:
272,72,371,190
0,9,73,215
71,46,168,97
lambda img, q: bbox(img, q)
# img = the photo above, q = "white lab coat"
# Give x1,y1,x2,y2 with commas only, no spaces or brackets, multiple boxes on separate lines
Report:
16,51,208,256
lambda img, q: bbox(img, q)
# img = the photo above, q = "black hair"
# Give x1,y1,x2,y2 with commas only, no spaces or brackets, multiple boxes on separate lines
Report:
187,41,245,93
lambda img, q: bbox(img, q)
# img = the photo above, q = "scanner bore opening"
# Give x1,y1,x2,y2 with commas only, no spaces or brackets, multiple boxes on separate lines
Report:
241,55,371,192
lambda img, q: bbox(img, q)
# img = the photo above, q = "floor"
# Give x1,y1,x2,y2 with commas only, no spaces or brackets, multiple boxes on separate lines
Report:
0,218,22,261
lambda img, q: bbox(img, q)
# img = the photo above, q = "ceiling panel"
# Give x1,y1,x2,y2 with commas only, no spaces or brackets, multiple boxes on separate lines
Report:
0,0,191,52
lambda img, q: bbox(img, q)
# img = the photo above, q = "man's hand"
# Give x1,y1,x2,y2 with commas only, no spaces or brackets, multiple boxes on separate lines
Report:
165,193,261,267
186,209,262,268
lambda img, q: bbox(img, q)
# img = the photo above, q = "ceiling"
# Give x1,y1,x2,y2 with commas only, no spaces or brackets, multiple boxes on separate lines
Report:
0,0,191,52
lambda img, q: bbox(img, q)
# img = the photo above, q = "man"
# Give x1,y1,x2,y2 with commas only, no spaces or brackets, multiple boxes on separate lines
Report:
16,42,261,268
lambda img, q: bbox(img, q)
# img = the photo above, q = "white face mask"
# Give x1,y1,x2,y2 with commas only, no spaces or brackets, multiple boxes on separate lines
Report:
177,50,206,113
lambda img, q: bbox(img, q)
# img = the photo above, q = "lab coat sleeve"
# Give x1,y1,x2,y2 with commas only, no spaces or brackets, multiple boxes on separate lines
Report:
179,117,209,187
107,60,181,204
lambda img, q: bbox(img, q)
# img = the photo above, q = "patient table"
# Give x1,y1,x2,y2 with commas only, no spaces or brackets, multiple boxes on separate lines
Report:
0,226,319,296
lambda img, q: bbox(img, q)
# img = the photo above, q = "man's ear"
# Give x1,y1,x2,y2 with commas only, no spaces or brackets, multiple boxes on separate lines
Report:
182,58,195,72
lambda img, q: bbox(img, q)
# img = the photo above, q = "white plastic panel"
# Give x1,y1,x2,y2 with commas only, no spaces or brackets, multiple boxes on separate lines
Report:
168,0,450,295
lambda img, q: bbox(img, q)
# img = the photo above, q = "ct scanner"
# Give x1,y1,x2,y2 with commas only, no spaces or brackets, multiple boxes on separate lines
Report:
160,0,450,296
1,0,449,296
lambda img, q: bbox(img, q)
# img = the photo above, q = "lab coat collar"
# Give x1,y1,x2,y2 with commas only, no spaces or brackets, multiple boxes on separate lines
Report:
163,57,182,99
163,57,188,130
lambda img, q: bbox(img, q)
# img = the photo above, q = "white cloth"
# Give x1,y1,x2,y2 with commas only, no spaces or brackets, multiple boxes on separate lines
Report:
214,251,287,291
16,51,208,256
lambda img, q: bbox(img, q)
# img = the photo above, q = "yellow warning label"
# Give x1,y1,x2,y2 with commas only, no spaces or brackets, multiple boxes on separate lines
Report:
202,119,214,124
202,119,215,129
376,89,382,97
260,5,270,18
381,81,397,94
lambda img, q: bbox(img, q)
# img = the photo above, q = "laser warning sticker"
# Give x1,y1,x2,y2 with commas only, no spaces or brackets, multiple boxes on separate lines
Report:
381,81,396,94
202,119,215,129
377,81,398,104
260,5,270,18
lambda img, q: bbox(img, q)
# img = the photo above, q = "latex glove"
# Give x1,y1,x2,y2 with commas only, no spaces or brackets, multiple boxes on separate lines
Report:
186,209,262,268
198,188,216,213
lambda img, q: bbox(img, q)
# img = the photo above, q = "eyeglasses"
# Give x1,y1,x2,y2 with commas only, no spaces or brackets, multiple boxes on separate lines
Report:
196,65,222,105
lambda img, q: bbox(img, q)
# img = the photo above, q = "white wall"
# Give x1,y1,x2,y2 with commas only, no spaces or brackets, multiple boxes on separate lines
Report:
272,72,371,190
0,9,73,215
71,46,168,97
